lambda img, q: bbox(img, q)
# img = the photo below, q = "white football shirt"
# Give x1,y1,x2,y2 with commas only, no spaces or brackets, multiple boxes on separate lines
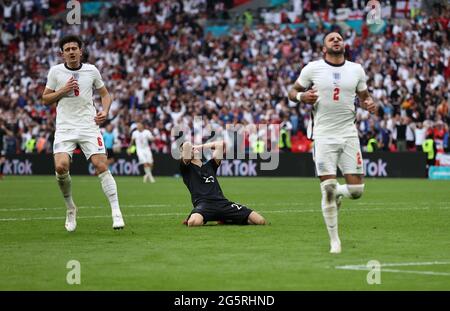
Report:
45,63,105,130
132,129,154,152
296,59,367,139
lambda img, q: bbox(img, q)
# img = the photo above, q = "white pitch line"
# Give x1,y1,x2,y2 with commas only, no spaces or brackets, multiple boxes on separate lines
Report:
2,201,450,212
0,206,449,222
0,212,186,222
336,261,450,277
377,269,450,276
0,204,170,212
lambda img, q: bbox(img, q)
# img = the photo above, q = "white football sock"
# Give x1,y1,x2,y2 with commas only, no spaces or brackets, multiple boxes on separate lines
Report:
336,183,352,198
98,170,121,214
320,179,340,244
337,183,365,199
56,172,75,209
144,166,153,178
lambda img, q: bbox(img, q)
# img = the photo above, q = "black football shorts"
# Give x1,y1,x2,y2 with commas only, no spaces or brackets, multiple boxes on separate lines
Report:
188,200,253,225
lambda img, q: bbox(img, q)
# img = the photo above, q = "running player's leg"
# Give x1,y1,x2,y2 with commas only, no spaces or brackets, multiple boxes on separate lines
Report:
81,132,124,229
91,153,125,229
337,138,365,206
315,140,341,253
137,150,148,182
143,162,155,183
141,150,155,183
54,130,78,232
146,151,155,183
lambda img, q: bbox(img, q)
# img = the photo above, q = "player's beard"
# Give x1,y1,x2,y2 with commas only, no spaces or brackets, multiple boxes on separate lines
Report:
326,46,345,56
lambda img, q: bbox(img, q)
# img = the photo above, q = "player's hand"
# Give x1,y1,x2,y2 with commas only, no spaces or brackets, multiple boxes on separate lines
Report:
62,77,79,95
192,145,202,158
301,89,318,104
363,97,377,114
94,111,108,125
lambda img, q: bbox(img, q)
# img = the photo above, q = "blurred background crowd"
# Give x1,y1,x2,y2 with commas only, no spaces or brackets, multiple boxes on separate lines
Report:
0,0,449,157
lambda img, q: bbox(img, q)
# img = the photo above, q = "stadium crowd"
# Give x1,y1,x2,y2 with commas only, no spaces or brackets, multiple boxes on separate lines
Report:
0,0,449,156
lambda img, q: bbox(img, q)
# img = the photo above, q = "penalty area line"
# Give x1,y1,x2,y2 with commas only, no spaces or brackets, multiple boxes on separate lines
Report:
335,261,450,277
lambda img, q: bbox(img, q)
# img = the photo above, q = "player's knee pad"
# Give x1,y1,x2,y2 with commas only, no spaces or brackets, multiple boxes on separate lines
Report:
347,184,364,199
320,179,337,206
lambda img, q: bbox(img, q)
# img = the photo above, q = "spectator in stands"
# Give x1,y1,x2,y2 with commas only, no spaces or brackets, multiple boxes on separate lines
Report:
395,115,408,152
0,0,448,157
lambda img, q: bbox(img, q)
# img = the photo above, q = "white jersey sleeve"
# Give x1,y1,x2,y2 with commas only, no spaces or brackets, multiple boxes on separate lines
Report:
93,67,105,90
296,63,314,89
45,67,58,90
356,65,368,92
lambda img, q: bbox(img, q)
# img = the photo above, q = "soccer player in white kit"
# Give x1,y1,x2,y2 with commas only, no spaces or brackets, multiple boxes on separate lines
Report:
288,32,377,253
42,35,125,231
130,122,155,183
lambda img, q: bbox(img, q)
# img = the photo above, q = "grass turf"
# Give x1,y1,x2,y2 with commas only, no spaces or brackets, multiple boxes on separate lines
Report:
0,176,449,290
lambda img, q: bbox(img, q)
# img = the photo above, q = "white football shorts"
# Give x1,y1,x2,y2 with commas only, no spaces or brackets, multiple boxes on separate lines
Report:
137,149,154,165
53,129,106,160
312,137,364,176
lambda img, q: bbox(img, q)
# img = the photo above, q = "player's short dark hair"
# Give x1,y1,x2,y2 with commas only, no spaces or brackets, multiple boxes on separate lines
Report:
59,35,83,51
323,31,343,45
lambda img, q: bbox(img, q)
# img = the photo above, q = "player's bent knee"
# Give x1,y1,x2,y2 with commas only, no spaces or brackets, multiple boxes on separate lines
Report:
248,212,266,225
187,213,204,227
55,164,69,175
95,165,108,175
348,184,364,199
92,161,108,174
320,179,337,204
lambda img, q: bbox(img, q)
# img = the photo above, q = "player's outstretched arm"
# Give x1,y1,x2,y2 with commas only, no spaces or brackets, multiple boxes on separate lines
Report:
41,77,78,105
357,89,377,113
94,86,112,125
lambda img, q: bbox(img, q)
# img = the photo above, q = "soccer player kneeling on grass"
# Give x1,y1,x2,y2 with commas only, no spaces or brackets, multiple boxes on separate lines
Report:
180,141,266,226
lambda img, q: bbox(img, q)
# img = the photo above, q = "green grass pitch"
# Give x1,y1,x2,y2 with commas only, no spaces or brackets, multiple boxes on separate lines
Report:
0,176,449,290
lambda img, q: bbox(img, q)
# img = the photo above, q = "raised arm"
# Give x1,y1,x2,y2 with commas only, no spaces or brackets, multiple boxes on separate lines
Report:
194,141,225,165
181,141,193,165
